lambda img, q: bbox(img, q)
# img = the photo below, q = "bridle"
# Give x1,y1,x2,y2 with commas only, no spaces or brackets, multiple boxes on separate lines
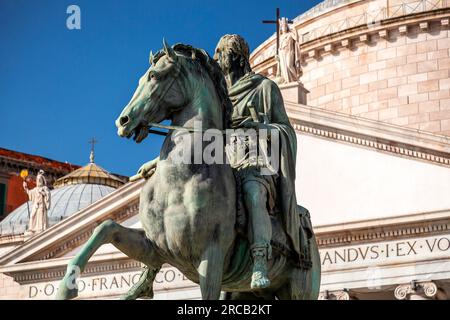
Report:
146,56,228,136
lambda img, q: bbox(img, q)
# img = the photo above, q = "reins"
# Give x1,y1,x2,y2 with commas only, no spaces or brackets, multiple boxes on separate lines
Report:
147,102,262,136
147,122,227,136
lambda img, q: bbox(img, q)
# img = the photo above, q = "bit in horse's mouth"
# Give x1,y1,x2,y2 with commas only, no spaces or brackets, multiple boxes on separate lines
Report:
131,123,148,143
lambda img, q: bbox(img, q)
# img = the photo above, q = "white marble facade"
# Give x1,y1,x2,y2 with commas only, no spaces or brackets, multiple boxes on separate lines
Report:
1,93,450,299
2,0,450,300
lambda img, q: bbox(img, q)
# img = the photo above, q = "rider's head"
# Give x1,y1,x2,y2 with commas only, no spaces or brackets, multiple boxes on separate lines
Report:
214,34,252,76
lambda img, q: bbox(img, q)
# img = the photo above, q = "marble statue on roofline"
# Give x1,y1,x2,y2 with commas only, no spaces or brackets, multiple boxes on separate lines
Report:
276,17,302,84
23,170,51,234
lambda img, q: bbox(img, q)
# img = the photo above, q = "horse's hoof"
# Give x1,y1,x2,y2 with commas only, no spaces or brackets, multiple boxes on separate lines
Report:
251,272,271,289
55,287,78,300
55,278,79,300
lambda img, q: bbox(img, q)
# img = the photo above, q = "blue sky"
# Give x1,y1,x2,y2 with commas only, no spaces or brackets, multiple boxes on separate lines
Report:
0,0,321,176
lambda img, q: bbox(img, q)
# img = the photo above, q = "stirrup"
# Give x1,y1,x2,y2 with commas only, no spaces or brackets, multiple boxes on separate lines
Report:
250,244,271,289
250,242,272,260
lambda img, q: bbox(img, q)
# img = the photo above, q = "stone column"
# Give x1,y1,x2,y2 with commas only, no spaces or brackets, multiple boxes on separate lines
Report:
394,281,447,300
318,289,352,300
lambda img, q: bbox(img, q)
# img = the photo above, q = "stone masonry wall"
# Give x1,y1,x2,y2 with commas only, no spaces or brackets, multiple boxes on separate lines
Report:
301,21,450,135
0,273,22,299
250,0,450,136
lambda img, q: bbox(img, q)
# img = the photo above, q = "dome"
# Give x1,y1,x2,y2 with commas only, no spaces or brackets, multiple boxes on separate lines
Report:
53,162,124,188
53,152,125,189
0,151,126,236
0,184,116,235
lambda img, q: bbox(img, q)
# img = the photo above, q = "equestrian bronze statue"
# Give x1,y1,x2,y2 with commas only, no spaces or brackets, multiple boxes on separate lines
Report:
56,37,320,300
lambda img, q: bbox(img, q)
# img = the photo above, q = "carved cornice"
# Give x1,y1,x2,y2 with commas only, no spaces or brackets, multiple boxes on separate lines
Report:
0,234,25,246
318,289,352,300
292,121,450,167
26,202,139,262
0,156,71,181
315,209,450,248
300,10,450,57
286,103,450,168
251,2,450,72
9,257,143,284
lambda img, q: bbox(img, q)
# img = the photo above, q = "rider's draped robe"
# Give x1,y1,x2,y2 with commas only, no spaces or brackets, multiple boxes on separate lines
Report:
227,72,307,261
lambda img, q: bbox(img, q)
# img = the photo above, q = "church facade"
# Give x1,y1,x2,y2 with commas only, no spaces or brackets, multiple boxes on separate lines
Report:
253,0,450,300
1,0,450,300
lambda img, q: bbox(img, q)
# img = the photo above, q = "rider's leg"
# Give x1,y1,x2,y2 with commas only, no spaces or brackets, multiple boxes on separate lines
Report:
242,180,272,289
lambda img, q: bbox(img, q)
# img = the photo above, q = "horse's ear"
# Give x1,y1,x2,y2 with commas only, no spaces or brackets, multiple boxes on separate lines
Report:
162,38,177,61
149,50,154,65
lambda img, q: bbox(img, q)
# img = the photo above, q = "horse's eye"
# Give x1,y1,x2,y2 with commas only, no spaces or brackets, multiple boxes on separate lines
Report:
148,72,157,81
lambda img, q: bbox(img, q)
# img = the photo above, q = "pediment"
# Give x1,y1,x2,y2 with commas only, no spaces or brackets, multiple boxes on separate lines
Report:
0,179,144,266
60,214,141,258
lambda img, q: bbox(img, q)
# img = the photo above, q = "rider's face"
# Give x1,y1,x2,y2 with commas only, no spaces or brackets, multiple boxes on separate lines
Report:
214,46,233,75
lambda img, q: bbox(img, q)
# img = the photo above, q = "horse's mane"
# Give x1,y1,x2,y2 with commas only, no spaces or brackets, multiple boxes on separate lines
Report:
153,43,233,129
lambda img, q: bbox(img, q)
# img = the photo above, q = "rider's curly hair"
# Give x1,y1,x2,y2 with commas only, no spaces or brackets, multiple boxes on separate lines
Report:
213,34,252,75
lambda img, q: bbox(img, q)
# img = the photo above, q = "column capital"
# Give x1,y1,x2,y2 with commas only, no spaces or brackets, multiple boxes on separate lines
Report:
394,281,444,300
319,289,350,300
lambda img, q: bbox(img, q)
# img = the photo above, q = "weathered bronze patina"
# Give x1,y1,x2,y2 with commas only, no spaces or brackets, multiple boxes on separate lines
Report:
214,34,309,289
55,39,320,300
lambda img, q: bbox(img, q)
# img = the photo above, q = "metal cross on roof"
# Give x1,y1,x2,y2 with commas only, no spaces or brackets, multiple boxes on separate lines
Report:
88,137,97,163
262,7,293,53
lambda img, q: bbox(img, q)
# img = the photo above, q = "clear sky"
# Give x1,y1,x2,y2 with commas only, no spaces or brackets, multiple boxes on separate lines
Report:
0,0,322,176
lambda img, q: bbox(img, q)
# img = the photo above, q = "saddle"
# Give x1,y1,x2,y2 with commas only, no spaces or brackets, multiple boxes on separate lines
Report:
233,170,313,270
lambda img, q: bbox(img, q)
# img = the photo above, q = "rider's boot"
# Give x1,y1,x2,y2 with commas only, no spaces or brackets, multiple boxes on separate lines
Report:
250,243,271,289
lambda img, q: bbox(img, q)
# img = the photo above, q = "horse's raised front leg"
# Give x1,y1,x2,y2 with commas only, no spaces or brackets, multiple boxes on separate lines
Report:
197,241,225,300
55,219,162,300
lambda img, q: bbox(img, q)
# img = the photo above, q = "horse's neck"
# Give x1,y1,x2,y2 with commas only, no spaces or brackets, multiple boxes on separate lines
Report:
161,78,224,162
171,79,223,131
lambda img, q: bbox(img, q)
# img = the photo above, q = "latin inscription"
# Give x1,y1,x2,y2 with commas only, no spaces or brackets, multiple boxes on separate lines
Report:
25,235,450,298
27,267,193,299
320,235,450,267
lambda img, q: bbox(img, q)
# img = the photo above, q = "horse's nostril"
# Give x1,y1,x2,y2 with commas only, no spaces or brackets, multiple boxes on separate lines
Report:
120,116,130,126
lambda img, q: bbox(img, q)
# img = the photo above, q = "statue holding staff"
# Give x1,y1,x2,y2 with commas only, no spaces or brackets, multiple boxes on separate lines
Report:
23,170,51,234
276,17,302,84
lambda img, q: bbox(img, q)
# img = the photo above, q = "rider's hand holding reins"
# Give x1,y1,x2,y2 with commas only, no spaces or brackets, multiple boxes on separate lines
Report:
129,157,159,182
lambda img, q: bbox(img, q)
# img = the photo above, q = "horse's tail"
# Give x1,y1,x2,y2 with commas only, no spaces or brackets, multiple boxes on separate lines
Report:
301,234,321,299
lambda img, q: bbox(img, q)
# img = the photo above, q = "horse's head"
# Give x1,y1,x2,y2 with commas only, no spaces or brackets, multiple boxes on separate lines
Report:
115,40,187,143
116,40,232,143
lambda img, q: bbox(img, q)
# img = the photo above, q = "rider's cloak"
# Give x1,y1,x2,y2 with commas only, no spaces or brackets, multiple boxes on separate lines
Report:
227,72,307,261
